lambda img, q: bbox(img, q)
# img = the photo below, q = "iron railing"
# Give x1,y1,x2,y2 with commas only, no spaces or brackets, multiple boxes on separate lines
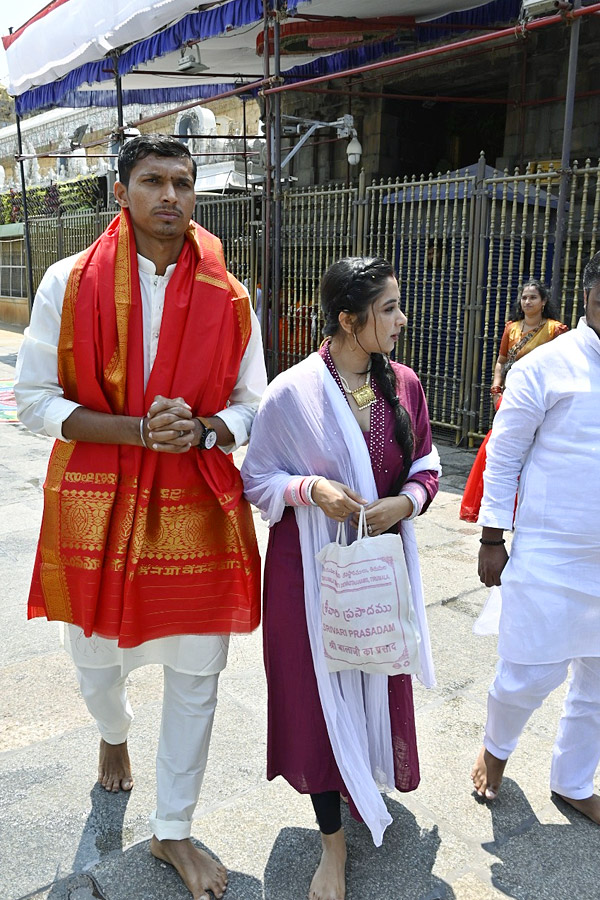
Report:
4,152,599,442
0,237,27,299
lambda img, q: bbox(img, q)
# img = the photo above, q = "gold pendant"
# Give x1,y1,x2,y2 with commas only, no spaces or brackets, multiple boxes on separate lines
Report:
350,384,377,410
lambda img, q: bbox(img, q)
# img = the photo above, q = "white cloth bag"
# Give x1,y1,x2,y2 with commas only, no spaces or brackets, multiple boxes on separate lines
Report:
473,585,502,636
317,508,421,675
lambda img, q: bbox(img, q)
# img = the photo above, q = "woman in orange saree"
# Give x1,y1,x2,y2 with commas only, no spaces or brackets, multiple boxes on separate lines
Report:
460,279,567,523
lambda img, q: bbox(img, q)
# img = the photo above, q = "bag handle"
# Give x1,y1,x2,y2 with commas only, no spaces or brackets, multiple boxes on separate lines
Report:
357,505,369,541
336,507,370,545
336,521,348,546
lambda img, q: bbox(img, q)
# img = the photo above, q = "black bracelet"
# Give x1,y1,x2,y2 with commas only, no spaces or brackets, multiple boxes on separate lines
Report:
479,538,505,546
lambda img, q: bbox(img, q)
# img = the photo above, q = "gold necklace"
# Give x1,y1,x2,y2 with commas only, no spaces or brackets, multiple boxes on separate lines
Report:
521,317,544,334
338,368,377,410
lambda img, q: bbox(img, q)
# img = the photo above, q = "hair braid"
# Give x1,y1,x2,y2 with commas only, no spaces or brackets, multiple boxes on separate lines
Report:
320,256,415,489
370,353,414,490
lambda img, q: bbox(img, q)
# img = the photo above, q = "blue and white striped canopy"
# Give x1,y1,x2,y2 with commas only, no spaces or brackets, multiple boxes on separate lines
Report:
3,0,520,114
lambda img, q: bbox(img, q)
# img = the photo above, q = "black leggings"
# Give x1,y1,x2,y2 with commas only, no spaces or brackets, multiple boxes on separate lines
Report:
310,790,342,834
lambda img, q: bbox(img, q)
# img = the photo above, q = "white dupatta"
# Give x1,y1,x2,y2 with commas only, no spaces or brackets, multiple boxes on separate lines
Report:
242,352,439,845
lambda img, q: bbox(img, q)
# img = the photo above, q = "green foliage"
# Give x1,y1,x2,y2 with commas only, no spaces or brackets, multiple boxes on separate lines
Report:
0,86,15,128
0,176,101,224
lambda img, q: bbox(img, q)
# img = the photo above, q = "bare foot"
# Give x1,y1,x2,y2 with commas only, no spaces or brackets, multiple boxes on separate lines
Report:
309,828,347,900
555,793,600,825
471,745,507,801
150,837,228,900
97,739,133,792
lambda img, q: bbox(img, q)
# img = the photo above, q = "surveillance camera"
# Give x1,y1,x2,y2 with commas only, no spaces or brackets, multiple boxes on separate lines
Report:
346,135,362,166
521,0,571,19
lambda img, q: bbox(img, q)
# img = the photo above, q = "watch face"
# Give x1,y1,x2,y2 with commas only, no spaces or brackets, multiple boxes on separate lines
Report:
203,428,218,450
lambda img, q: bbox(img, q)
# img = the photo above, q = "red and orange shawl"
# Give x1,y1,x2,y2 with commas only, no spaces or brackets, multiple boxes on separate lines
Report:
28,210,261,647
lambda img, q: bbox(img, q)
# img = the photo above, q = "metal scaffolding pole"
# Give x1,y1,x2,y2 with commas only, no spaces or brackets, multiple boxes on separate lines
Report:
15,111,35,311
271,1,282,379
550,0,582,306
114,53,124,138
261,0,272,368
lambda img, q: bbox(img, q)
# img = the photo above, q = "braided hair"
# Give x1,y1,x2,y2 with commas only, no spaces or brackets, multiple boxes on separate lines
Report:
320,256,414,489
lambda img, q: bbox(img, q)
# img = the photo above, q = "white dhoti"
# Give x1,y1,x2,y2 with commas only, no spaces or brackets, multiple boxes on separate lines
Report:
477,320,600,801
70,626,228,840
485,657,600,800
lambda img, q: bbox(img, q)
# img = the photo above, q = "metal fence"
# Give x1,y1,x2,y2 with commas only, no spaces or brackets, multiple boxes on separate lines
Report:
195,192,260,295
28,208,113,291
274,154,598,442
5,152,599,442
279,183,358,371
22,195,259,298
0,237,27,299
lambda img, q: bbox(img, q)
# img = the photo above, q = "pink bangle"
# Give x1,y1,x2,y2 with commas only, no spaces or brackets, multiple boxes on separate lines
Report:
284,477,312,507
401,481,427,519
299,477,311,505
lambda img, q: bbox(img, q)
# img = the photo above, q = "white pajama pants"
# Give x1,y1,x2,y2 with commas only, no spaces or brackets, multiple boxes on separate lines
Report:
484,657,600,800
76,664,219,840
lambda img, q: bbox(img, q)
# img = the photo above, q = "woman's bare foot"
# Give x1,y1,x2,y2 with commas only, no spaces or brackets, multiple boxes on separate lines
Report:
150,837,228,900
97,739,133,792
554,793,600,825
471,746,507,800
309,828,347,900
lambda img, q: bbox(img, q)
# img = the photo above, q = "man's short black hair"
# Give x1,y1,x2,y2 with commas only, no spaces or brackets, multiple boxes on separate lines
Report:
583,252,600,293
117,134,197,187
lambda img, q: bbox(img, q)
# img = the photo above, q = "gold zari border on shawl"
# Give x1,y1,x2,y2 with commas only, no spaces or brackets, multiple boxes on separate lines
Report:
57,253,85,401
103,212,131,413
39,440,76,621
41,213,133,618
228,274,252,348
195,273,230,290
42,248,91,619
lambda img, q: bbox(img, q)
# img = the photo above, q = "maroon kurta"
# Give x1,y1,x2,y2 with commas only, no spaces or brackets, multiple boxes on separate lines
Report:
263,356,438,806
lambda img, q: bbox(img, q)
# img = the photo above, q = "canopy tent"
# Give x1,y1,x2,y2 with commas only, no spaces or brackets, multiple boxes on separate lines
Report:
3,1,520,114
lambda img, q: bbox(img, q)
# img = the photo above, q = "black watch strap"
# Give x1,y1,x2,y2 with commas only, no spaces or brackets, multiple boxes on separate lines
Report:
197,421,217,450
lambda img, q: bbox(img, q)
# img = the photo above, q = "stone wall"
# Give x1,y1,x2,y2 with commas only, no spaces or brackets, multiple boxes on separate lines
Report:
500,26,600,171
0,97,260,188
278,20,600,186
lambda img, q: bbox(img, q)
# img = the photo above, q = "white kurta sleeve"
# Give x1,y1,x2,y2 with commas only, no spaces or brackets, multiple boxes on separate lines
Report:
15,259,267,452
213,308,267,453
478,361,547,531
14,256,81,441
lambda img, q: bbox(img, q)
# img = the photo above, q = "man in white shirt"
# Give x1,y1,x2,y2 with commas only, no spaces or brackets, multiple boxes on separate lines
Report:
471,252,600,825
15,135,267,899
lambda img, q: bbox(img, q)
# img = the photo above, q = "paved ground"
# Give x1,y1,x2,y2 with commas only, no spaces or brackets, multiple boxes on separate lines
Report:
2,324,600,900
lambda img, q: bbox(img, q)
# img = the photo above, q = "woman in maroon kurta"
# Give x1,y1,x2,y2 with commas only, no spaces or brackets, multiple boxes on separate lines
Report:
243,257,439,900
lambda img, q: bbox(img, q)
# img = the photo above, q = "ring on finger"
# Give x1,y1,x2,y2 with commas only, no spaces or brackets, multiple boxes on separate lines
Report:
367,524,373,534
179,430,184,438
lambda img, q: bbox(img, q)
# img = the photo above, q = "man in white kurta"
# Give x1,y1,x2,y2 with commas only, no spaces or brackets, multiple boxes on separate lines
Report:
471,252,600,823
15,135,267,898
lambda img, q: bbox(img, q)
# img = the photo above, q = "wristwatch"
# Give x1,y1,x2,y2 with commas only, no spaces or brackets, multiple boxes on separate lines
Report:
197,420,218,450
